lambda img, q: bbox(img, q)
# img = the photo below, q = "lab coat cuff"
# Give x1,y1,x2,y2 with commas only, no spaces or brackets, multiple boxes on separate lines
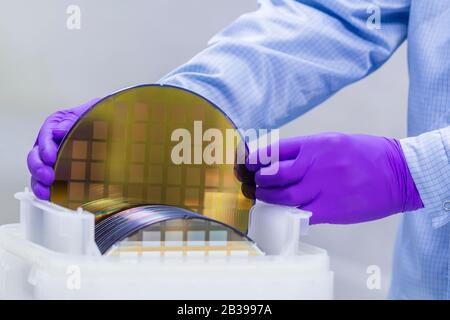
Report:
400,127,450,229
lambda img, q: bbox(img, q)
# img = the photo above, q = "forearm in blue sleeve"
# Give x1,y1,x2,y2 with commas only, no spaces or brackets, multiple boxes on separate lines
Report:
159,0,410,129
400,126,450,228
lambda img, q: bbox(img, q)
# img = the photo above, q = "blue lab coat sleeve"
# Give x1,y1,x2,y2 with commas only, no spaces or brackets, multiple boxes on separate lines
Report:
159,0,410,129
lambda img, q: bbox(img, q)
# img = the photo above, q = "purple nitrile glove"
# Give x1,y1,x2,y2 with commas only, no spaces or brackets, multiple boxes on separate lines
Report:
245,132,424,225
27,98,100,200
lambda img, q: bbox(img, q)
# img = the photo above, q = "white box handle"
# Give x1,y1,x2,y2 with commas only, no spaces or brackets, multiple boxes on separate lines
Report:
248,200,312,256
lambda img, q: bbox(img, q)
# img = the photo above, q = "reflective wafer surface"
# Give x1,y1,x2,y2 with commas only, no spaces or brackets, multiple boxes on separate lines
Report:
50,85,253,232
97,205,261,256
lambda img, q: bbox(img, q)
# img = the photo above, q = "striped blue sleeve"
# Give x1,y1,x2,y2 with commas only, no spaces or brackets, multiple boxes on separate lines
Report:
400,126,450,228
159,0,409,129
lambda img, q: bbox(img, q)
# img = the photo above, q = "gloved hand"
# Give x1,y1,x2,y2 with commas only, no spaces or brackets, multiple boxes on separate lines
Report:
235,162,256,199
27,98,100,200
245,132,424,224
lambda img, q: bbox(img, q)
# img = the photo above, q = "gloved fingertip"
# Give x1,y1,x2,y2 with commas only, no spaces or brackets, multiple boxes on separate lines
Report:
234,164,255,184
241,183,255,199
26,147,39,173
31,180,50,200
35,167,55,186
52,128,68,141
40,145,57,166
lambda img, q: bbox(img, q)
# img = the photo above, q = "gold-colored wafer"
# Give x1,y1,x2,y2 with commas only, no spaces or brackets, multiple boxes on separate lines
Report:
50,85,253,231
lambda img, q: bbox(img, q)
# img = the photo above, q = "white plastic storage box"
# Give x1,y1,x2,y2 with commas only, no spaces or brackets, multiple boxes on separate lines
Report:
0,189,333,299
